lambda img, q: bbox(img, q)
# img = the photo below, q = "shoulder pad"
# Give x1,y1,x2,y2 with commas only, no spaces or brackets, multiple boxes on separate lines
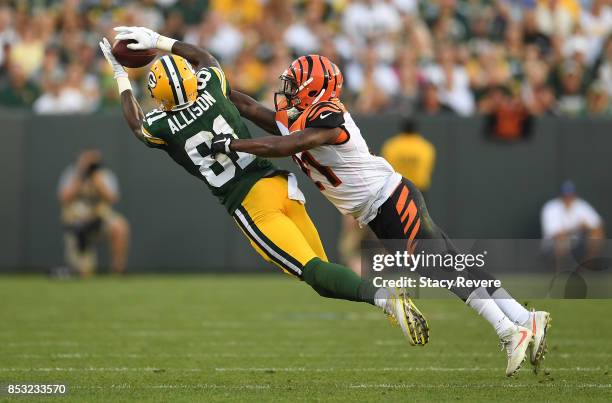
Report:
197,66,230,96
304,101,345,129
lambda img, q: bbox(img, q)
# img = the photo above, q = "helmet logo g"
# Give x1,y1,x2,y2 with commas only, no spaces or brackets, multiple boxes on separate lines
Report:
148,71,157,89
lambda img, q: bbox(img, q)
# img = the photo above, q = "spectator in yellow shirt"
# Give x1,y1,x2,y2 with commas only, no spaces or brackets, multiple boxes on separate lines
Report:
381,118,436,199
211,0,262,27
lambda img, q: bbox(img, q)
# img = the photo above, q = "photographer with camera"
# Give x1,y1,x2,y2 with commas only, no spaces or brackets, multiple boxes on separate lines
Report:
57,149,129,277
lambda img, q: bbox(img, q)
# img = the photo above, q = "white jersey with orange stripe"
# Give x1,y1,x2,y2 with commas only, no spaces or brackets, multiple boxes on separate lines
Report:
275,101,401,225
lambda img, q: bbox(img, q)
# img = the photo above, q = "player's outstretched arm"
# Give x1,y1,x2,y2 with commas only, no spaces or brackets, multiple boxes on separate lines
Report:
229,91,281,136
99,37,149,145
211,127,341,158
119,90,146,141
113,26,219,70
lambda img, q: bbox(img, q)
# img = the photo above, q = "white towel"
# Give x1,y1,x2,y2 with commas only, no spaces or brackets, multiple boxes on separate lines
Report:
287,173,306,204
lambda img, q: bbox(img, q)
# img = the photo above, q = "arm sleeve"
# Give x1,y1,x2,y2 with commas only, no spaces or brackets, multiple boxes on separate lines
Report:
208,66,231,97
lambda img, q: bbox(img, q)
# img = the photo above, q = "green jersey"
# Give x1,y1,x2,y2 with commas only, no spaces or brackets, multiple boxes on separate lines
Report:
141,66,275,213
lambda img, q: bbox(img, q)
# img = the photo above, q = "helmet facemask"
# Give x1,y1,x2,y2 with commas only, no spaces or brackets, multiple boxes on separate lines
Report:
274,74,300,111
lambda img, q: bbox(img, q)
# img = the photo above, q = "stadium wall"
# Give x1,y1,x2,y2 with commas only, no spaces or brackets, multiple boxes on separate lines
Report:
0,113,610,272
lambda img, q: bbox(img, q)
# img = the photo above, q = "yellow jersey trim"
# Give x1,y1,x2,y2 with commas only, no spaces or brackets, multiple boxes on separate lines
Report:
142,126,167,145
210,66,227,97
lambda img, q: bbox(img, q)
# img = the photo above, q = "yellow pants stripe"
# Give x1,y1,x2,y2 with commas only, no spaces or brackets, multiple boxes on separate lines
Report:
234,176,328,278
234,206,304,276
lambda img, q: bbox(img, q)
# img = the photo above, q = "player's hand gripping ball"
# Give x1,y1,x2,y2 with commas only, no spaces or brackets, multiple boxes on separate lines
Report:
110,26,161,68
111,39,157,68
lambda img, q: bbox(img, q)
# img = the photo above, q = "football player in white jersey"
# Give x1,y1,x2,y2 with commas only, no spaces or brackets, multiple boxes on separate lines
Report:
211,55,551,377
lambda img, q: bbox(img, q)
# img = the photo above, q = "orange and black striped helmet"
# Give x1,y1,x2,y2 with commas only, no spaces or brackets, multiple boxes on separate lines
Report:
274,55,344,112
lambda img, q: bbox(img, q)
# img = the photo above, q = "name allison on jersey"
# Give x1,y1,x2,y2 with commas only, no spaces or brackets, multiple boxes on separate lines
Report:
167,91,216,134
275,100,401,225
140,66,274,213
143,68,223,139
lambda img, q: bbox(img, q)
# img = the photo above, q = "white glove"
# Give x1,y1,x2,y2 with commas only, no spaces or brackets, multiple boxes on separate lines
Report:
114,26,160,50
99,37,127,79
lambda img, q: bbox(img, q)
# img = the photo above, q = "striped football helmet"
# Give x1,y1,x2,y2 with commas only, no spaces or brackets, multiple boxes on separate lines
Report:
274,55,344,112
148,55,197,112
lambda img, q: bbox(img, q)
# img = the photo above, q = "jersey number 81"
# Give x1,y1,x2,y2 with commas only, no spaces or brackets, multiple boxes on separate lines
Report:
185,115,255,187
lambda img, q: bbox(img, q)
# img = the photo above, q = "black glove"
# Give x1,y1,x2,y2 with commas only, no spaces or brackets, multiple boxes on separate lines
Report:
210,133,233,155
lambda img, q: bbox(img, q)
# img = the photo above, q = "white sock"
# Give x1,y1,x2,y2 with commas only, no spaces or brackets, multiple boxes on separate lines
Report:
491,288,531,326
374,288,390,310
466,287,515,337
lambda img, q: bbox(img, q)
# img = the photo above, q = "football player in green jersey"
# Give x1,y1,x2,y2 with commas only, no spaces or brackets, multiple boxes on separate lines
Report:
98,26,429,346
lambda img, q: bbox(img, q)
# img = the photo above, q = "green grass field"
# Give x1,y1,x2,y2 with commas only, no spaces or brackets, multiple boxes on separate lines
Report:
0,275,610,402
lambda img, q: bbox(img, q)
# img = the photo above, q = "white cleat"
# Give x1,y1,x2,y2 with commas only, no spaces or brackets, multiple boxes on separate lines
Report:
500,325,533,377
524,310,551,371
384,288,429,346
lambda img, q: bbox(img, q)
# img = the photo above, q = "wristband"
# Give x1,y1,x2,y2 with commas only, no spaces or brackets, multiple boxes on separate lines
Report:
116,76,132,94
156,35,177,52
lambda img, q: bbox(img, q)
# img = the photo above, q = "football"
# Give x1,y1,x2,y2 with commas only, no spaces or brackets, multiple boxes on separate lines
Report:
111,39,157,68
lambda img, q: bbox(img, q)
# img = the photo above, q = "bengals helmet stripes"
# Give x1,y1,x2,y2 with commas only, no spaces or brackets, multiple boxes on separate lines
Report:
274,55,344,112
148,55,198,112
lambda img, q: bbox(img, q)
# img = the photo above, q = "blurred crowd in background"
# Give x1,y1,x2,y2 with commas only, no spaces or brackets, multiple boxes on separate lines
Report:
0,0,611,117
